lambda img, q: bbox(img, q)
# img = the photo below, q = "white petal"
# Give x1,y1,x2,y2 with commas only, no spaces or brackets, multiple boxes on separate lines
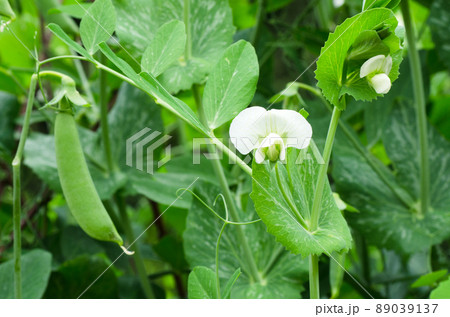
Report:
369,73,391,94
360,54,386,78
266,109,312,149
382,55,392,74
255,147,266,163
229,106,267,154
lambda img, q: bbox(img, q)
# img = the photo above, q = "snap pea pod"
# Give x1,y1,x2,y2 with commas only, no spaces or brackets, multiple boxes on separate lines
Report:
55,111,123,245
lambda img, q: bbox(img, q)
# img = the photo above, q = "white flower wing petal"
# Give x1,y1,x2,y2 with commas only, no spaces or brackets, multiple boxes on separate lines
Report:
382,55,393,74
267,109,312,149
229,106,267,154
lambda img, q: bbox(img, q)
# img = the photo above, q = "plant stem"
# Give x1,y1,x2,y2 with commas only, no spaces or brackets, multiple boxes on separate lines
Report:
192,85,262,284
401,0,429,216
12,74,37,299
99,53,115,172
310,106,341,230
183,0,192,60
116,193,155,299
309,254,320,299
308,102,342,299
250,0,266,46
215,222,227,298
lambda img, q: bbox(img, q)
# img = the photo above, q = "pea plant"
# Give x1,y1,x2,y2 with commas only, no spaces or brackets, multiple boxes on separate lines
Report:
0,0,449,299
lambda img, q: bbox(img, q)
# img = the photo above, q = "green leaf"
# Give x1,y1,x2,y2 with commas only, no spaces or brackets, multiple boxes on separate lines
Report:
44,255,118,298
97,43,209,135
363,0,401,10
428,0,450,71
183,181,309,298
113,0,235,93
80,0,116,55
47,23,93,61
0,249,52,299
315,8,402,108
412,270,448,288
188,266,218,299
222,268,241,299
0,0,15,21
203,40,259,130
49,3,92,19
141,20,186,77
250,148,352,257
430,279,450,299
333,103,450,253
346,30,390,61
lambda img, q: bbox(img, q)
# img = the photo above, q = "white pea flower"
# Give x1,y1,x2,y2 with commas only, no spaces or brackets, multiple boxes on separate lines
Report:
229,106,313,164
360,54,393,94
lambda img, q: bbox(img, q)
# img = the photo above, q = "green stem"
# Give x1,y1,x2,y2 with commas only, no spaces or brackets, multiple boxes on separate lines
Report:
72,49,95,106
310,105,342,230
215,222,227,298
99,53,115,172
12,74,37,299
309,254,320,299
250,0,266,46
308,102,342,299
116,193,155,299
401,0,429,215
192,85,262,284
183,0,192,60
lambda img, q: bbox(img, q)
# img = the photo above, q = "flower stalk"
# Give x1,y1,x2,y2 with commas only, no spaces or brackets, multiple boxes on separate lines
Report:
400,0,429,216
308,101,343,299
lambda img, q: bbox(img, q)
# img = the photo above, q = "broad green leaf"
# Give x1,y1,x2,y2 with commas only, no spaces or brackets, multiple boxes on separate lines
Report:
428,0,450,71
412,270,448,288
49,3,92,19
113,0,235,93
363,0,401,10
184,180,309,299
0,0,15,21
80,0,116,55
188,266,218,299
430,279,450,299
251,148,352,257
47,23,93,61
203,40,259,130
44,255,118,298
333,103,450,253
0,249,52,299
315,8,402,108
0,92,19,157
222,268,241,299
141,20,186,77
97,43,209,135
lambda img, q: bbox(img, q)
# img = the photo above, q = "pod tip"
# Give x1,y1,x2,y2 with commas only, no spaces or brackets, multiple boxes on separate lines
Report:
120,245,135,255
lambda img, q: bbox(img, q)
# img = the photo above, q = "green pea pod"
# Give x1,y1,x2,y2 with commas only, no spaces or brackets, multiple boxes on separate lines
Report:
55,112,123,245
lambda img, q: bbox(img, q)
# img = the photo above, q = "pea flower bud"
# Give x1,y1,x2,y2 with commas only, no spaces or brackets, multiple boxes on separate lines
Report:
360,54,393,94
229,106,312,163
